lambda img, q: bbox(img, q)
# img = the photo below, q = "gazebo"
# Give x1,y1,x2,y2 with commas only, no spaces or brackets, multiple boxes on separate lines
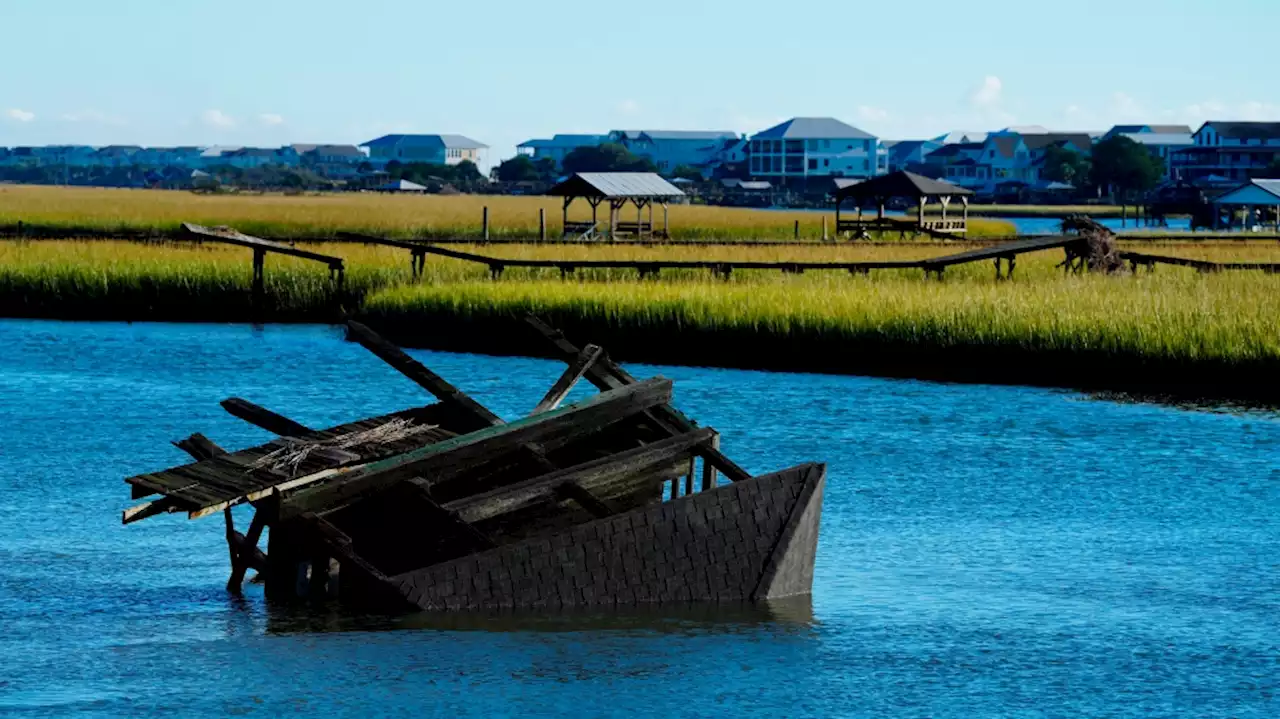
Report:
547,172,685,240
832,170,974,237
1211,178,1280,231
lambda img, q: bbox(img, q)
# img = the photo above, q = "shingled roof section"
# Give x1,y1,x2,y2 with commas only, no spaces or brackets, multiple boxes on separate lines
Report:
833,170,972,201
547,172,686,199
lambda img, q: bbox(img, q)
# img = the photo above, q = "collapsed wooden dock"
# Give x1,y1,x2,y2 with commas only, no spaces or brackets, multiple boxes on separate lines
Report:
123,318,826,611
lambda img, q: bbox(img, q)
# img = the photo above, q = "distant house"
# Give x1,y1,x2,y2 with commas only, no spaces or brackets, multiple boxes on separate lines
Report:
608,130,739,175
940,130,1092,194
748,117,882,181
14,146,99,167
1102,125,1193,180
94,145,143,168
884,140,942,172
293,144,366,178
932,130,989,145
360,134,488,167
516,134,608,168
137,147,205,168
1170,122,1280,184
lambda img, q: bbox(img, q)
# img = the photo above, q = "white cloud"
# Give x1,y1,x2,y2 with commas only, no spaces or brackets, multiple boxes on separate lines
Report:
201,109,236,129
617,99,640,115
856,105,889,122
969,76,1003,108
259,113,285,126
5,108,35,122
1238,101,1280,121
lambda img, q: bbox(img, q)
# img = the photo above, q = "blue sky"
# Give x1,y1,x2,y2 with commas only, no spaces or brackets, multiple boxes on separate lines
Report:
2,0,1277,167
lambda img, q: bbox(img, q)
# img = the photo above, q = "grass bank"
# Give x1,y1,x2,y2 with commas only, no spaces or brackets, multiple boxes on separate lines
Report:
3,239,1278,403
0,185,1018,240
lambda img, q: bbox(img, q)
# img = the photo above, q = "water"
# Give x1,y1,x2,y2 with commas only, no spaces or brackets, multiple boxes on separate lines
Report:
874,210,1194,235
1,320,1276,717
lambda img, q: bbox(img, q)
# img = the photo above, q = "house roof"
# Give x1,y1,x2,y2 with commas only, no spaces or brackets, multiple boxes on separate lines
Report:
990,135,1022,158
1022,133,1092,153
360,134,488,150
1201,122,1280,139
833,170,972,200
295,144,363,157
1215,178,1280,204
613,130,736,142
547,172,685,199
752,117,875,140
517,134,606,149
1118,132,1193,146
925,143,982,159
932,131,988,145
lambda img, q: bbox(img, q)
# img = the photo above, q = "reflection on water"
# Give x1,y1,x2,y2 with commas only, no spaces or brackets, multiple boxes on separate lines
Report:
1081,390,1280,417
1,319,1277,718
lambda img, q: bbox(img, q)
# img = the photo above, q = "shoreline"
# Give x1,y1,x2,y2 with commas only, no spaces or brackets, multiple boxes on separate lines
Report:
5,307,1275,407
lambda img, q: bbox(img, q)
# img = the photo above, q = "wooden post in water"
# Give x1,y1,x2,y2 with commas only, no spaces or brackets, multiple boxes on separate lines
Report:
482,206,490,241
251,248,265,306
700,433,720,490
539,208,546,242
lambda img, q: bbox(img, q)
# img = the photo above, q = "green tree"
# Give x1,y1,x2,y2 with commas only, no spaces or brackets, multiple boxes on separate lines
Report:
1091,136,1164,198
561,143,657,174
671,165,705,181
1042,144,1091,186
496,155,540,182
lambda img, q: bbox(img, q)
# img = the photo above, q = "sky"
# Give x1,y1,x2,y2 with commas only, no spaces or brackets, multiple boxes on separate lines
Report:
2,0,1278,168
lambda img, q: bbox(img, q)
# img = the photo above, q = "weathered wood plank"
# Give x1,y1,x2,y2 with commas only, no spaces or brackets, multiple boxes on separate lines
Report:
346,321,502,428
531,344,602,414
279,377,673,519
181,223,344,267
553,482,615,518
445,427,714,524
525,316,753,483
220,397,313,436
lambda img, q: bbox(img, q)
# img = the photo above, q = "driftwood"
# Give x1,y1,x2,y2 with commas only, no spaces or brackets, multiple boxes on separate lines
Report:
1060,215,1125,274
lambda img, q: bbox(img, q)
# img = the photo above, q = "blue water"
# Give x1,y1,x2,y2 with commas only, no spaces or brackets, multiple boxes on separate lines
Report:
1,320,1276,717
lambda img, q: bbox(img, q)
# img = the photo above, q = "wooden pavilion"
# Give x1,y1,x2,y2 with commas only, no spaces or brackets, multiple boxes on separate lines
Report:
548,172,685,240
832,171,974,238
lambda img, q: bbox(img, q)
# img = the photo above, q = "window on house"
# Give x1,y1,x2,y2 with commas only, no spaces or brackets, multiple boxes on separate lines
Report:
822,139,830,149
808,158,818,170
806,140,817,152
823,159,829,168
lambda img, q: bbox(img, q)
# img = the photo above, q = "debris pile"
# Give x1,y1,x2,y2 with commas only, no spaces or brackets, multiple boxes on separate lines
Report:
122,318,826,612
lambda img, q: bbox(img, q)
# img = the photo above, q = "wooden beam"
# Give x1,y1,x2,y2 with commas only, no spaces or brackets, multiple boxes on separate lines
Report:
220,397,313,436
279,377,674,519
181,223,344,268
299,512,410,610
523,316,753,483
226,496,272,592
122,497,185,524
445,427,715,524
554,482,615,518
173,432,226,461
346,321,502,428
531,344,602,414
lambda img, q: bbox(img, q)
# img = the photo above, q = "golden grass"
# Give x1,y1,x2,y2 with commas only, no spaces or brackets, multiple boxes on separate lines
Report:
0,184,1016,240
3,238,1278,371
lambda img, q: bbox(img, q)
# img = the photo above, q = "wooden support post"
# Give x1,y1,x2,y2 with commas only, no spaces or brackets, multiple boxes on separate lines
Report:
684,456,695,496
961,197,970,236
700,432,720,490
482,206,490,241
648,202,654,239
662,203,669,238
917,195,926,228
794,220,800,239
539,208,546,242
637,200,643,239
822,214,828,241
251,248,265,303
562,196,572,238
226,498,271,592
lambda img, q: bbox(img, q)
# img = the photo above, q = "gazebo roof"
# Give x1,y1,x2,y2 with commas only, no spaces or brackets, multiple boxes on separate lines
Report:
548,172,685,200
834,170,972,201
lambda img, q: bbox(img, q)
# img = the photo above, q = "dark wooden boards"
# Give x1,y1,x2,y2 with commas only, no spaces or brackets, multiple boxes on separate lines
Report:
1118,250,1280,273
278,377,674,520
532,344,602,414
124,404,453,520
220,398,313,436
525,316,753,483
445,428,715,524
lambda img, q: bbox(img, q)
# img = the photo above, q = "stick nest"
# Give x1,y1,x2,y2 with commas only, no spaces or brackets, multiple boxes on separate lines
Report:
247,418,440,478
1061,215,1125,273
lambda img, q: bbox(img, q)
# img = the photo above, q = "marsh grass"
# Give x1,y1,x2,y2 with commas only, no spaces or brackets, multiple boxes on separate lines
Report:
0,185,1016,239
3,239,1278,372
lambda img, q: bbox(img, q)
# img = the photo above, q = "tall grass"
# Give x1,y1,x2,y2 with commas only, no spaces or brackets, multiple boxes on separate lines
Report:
0,185,1016,240
3,239,1278,397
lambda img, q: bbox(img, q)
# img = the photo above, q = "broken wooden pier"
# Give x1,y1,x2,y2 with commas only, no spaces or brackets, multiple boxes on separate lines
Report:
123,318,826,611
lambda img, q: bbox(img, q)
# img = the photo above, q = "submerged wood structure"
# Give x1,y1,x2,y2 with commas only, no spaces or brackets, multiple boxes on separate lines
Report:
123,318,826,611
